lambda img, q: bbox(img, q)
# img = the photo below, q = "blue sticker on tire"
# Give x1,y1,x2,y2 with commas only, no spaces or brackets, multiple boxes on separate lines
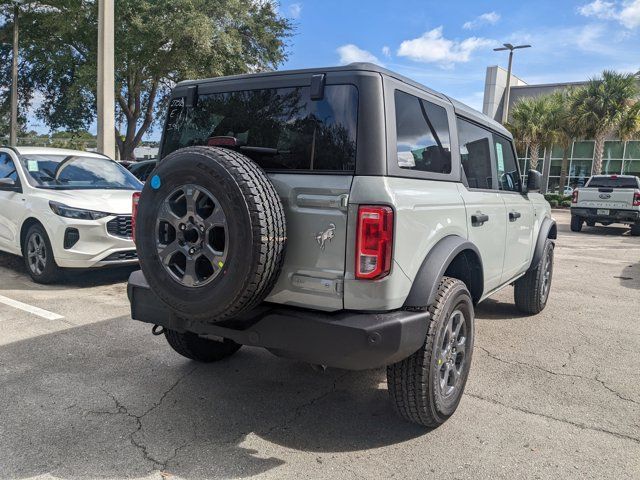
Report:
150,175,161,190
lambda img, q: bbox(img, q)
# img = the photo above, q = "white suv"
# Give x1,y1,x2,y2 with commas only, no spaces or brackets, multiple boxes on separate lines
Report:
0,147,142,283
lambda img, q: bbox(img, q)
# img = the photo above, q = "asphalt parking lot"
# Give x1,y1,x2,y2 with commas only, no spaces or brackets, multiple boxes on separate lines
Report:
0,209,638,480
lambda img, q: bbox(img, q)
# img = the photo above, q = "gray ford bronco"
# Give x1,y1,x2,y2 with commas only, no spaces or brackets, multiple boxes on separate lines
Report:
128,63,556,427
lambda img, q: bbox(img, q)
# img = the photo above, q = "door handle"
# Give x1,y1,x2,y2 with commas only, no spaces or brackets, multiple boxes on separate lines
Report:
509,211,522,222
471,213,489,227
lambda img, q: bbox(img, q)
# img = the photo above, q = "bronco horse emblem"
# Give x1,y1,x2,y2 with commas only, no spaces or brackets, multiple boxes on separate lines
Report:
315,223,336,250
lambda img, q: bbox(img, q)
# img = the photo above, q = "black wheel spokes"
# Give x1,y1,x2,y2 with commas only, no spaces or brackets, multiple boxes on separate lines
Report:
156,184,228,287
439,309,467,398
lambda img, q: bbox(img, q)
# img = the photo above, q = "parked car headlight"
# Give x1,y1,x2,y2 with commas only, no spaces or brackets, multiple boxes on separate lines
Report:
49,201,110,220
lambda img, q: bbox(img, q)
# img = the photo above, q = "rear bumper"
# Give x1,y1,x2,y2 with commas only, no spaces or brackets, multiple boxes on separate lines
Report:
127,270,429,370
571,207,639,223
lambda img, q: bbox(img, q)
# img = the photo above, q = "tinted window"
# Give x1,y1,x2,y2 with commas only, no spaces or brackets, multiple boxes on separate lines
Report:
587,176,639,188
0,153,18,181
162,85,358,171
493,134,521,192
20,155,142,190
395,90,451,174
457,118,494,189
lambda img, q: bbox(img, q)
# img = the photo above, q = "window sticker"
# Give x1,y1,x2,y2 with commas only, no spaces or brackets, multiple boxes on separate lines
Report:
496,142,505,172
27,160,39,172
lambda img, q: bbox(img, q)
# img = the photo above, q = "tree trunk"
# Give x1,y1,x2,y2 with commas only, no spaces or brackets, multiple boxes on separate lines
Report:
529,142,540,171
558,144,570,193
592,132,606,175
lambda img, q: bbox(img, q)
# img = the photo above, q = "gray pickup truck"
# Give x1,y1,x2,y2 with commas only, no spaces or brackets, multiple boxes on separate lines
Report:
127,64,556,427
570,175,640,235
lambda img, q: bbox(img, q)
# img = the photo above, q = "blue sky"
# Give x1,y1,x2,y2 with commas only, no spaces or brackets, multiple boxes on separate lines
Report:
26,0,640,138
281,0,640,109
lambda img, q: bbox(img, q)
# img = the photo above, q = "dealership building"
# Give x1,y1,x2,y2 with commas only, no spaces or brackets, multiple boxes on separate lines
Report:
482,66,640,193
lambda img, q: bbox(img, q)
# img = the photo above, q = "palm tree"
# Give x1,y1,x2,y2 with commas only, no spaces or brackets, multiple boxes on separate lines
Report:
508,95,555,172
568,70,639,175
548,90,584,192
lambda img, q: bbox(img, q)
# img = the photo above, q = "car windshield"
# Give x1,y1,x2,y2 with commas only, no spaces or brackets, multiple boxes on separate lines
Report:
587,176,639,188
20,154,142,190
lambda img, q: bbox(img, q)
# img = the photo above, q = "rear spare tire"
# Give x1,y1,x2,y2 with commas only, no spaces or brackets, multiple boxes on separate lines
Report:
136,146,286,322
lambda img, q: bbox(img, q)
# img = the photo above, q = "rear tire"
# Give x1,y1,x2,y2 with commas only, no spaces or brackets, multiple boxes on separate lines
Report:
630,223,640,236
570,215,583,232
514,239,554,314
23,224,60,284
165,329,241,362
387,277,474,428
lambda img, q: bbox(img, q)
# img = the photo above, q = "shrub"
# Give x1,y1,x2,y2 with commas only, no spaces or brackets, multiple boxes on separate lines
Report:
549,199,559,208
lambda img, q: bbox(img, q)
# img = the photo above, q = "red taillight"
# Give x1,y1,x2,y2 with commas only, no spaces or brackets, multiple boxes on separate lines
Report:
572,189,579,204
356,205,393,280
132,192,141,243
634,190,640,207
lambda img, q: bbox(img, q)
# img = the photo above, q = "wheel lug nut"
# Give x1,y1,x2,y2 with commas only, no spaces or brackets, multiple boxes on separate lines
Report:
199,225,205,232
179,224,186,231
189,248,195,255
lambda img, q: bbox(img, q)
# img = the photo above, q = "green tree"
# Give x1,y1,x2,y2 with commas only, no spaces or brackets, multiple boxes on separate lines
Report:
569,70,639,175
508,95,555,171
548,89,584,193
0,0,292,159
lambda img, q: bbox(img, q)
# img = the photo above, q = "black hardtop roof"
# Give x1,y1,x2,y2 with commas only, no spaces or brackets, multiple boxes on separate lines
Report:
175,62,511,138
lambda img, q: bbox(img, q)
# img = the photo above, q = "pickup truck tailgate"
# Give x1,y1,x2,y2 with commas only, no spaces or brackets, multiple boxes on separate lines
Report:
575,187,636,209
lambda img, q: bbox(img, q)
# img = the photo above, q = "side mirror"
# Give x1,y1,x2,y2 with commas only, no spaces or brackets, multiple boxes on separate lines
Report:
0,177,20,192
525,170,542,192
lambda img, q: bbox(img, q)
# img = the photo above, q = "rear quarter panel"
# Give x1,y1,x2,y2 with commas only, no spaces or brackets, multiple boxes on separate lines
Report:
344,176,467,311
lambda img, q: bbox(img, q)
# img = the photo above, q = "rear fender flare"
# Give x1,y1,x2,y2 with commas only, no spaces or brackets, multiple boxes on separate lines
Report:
403,235,483,308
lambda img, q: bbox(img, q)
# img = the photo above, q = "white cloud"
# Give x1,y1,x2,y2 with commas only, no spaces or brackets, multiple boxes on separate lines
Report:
289,3,302,19
397,27,493,66
337,44,382,65
578,0,617,18
620,0,640,28
578,0,640,28
462,12,501,30
382,46,391,58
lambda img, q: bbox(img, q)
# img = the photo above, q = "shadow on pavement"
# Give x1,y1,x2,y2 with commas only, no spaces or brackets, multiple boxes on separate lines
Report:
0,251,137,290
617,262,640,290
475,297,531,320
0,316,427,479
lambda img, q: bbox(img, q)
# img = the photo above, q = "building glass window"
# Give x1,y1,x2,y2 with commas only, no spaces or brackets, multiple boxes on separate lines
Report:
625,141,640,159
603,141,624,159
623,160,640,176
602,160,623,175
549,159,562,176
551,144,566,159
572,141,594,159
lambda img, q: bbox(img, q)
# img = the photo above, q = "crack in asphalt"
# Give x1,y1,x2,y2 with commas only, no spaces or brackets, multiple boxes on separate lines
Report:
263,371,351,436
89,365,199,475
465,393,640,445
476,345,640,407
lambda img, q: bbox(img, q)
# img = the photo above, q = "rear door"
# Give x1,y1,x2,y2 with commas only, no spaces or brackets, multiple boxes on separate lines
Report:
456,118,508,293
160,73,370,311
492,134,534,282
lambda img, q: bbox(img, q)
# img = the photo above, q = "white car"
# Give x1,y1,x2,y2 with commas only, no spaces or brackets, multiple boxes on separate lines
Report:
0,146,142,283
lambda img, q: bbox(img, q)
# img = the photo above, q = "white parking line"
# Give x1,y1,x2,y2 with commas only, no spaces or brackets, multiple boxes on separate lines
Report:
0,294,64,321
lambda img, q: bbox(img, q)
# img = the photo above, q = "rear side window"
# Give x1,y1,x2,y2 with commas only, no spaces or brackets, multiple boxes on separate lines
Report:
161,85,358,172
457,118,494,190
587,176,639,188
493,134,521,192
394,90,451,174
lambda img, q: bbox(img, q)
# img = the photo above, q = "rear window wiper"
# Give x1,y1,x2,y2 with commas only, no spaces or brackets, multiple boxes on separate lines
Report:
239,146,290,156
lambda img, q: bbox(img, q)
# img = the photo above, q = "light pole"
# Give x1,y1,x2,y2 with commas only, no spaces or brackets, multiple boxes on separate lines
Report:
494,43,531,124
97,0,115,158
9,1,24,146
